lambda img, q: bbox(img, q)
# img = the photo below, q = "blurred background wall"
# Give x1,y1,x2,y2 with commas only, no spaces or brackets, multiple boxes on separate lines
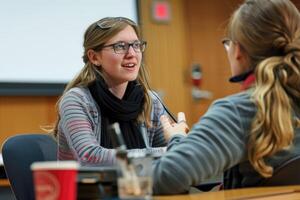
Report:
0,0,299,146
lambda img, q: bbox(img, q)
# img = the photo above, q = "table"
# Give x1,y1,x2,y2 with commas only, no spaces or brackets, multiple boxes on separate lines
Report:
154,185,300,200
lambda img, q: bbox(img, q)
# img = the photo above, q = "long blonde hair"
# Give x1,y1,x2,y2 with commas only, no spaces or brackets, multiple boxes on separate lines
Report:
52,17,152,137
228,0,300,177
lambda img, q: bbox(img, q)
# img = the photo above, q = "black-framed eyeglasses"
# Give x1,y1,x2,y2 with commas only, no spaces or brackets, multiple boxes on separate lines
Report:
97,17,137,30
222,38,231,51
101,40,147,54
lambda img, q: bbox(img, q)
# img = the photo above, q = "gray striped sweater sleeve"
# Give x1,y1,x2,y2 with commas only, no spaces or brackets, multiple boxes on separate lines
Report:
152,97,249,194
149,92,167,148
59,90,117,166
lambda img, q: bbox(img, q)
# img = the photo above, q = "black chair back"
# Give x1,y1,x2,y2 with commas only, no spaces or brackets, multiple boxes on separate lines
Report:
260,155,300,186
2,134,57,200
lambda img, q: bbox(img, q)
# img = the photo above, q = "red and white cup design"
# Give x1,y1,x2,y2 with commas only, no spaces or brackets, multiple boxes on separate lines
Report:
31,161,78,200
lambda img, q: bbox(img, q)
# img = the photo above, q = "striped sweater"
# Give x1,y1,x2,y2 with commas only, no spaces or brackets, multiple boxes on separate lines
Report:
57,87,167,166
153,91,300,194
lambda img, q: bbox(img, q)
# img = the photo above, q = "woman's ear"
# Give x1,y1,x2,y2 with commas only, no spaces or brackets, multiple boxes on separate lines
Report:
234,43,250,68
234,43,244,60
87,49,101,66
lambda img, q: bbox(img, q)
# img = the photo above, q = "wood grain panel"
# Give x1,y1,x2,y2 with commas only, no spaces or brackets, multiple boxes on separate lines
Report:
0,96,58,147
139,0,190,120
184,0,241,123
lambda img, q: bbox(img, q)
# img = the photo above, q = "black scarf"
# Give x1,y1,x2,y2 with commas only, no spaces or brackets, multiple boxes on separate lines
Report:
88,74,146,149
229,70,254,82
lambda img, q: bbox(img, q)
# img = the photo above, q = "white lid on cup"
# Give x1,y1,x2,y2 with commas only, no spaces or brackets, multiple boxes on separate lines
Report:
31,161,79,170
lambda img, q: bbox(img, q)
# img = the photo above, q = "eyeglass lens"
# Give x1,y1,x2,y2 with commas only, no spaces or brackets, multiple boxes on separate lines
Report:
222,38,231,51
113,41,146,54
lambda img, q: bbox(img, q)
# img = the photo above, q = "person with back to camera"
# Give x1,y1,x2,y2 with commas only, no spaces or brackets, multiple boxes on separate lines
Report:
152,0,300,194
52,17,172,166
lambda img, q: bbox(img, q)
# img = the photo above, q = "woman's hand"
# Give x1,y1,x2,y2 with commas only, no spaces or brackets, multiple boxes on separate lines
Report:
160,112,189,142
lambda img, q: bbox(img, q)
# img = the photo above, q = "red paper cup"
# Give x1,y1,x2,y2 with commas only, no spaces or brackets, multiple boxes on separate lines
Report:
31,161,78,200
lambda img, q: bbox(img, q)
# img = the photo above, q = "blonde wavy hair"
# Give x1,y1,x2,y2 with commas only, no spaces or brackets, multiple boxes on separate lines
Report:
52,17,152,137
228,0,300,177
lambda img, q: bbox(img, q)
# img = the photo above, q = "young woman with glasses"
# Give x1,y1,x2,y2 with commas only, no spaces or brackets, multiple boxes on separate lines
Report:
152,0,300,194
53,17,171,166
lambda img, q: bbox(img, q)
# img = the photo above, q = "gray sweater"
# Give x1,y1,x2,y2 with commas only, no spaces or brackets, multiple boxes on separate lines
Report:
153,91,300,194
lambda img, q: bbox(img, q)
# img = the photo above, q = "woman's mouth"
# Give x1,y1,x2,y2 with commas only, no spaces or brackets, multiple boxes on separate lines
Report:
122,63,136,68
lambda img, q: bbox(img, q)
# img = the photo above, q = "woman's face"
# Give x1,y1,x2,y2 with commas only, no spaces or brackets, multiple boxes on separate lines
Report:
225,40,250,76
95,25,142,87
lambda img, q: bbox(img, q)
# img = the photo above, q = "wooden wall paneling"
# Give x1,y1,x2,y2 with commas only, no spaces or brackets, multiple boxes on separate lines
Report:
0,96,58,147
139,0,190,120
184,0,242,124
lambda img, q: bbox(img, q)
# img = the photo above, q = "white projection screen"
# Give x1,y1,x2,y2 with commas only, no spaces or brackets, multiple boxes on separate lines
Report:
0,0,138,95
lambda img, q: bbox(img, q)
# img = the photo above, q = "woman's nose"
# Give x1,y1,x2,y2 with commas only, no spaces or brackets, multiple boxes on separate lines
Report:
125,45,136,56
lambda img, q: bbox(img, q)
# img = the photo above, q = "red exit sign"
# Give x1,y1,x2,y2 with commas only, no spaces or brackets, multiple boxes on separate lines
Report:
152,1,171,23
